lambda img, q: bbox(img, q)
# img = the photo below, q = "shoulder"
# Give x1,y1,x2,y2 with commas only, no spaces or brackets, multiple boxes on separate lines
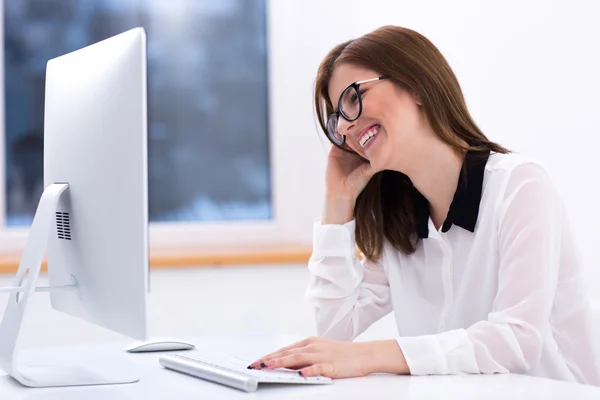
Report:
485,152,562,221
486,151,547,174
485,152,556,191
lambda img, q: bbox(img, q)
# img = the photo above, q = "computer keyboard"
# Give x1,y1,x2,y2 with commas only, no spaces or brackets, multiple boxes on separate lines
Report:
158,351,333,392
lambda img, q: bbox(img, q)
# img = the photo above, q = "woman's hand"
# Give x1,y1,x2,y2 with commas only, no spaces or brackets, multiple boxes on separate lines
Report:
247,336,409,379
321,146,378,225
326,146,376,201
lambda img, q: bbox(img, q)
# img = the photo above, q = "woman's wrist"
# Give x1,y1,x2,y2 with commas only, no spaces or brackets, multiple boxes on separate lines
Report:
363,340,410,375
322,194,356,225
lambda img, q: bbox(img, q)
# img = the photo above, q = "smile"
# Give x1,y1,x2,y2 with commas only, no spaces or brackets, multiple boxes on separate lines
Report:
358,125,380,149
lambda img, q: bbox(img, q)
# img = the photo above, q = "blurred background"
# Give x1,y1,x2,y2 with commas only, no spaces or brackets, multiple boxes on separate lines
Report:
4,0,271,225
0,0,599,350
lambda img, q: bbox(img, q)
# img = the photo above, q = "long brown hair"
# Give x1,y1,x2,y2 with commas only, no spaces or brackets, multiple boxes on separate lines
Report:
315,26,508,261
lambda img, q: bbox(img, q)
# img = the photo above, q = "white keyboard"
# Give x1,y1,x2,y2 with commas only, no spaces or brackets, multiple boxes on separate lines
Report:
158,352,333,392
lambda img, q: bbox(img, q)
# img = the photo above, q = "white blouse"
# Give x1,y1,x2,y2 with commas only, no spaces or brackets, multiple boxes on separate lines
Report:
306,152,600,386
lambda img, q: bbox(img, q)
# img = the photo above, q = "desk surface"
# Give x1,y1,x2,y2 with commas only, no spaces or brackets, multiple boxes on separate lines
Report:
2,334,600,399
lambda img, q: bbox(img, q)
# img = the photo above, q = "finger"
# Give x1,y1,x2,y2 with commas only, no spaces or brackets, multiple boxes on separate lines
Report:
271,338,311,355
298,363,334,378
249,346,321,370
329,145,345,156
261,345,316,363
264,353,319,370
330,144,359,159
248,338,312,368
248,348,304,369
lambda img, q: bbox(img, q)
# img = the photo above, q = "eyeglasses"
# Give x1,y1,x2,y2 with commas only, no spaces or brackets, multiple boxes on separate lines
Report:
326,75,388,147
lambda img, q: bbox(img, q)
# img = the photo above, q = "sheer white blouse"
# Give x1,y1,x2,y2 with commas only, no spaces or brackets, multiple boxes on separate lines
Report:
306,152,600,386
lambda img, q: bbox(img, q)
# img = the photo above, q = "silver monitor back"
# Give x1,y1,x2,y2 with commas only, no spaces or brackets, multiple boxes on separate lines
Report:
43,27,149,341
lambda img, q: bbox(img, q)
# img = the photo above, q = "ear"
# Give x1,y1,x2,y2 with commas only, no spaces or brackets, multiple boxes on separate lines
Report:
412,91,422,106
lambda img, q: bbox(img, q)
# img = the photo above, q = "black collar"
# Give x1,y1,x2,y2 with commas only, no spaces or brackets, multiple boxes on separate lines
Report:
414,149,490,239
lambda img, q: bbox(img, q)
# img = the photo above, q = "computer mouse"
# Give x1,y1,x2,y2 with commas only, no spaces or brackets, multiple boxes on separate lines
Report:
125,338,195,353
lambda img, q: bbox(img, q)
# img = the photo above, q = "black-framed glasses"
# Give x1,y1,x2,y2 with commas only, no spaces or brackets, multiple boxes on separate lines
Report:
326,75,388,147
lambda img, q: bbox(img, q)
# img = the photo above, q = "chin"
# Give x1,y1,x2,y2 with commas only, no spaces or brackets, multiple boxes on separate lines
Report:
366,157,383,173
365,147,384,166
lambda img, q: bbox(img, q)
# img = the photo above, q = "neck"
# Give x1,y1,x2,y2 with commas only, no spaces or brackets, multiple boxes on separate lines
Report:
399,138,465,229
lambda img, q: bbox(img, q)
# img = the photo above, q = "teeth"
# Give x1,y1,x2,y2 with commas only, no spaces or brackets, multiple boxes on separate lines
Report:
359,126,380,148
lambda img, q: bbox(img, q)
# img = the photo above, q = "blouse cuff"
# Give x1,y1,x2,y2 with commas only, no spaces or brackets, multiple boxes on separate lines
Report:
396,330,479,375
311,218,357,259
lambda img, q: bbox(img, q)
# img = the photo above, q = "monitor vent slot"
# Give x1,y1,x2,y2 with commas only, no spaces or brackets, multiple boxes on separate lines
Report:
56,212,71,240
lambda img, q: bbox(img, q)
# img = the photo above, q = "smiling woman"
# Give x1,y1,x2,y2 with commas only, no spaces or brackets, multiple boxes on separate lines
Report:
315,28,509,259
253,25,600,386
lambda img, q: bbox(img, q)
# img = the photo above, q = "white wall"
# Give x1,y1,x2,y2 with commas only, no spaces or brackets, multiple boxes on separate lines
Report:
266,0,361,243
350,0,600,298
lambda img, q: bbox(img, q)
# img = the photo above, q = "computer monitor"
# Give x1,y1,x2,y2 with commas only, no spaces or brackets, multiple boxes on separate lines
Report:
0,27,149,388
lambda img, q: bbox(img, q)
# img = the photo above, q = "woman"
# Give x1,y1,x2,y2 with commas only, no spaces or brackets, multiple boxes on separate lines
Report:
248,25,600,385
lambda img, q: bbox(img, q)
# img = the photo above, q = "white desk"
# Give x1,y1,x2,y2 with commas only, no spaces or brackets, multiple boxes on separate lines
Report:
2,334,600,399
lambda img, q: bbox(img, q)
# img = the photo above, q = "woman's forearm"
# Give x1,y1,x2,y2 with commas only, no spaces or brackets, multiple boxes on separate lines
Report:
322,195,355,225
364,340,410,375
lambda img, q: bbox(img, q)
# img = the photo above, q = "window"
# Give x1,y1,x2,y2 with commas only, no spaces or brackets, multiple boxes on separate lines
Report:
3,0,270,226
0,0,358,252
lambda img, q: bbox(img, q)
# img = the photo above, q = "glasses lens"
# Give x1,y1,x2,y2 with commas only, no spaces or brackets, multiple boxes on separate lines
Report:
326,114,344,145
340,86,361,120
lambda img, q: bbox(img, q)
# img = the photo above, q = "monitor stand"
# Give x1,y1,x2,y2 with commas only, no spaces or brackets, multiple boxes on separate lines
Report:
0,183,140,388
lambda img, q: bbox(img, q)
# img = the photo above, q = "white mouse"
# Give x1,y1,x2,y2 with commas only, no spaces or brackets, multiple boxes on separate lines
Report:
125,338,195,353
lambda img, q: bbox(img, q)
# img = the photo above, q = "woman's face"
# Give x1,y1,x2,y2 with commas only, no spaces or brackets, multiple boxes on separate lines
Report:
328,63,427,173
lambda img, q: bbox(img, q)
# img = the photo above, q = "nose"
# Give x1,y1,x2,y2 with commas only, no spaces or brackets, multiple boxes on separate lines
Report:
337,117,356,138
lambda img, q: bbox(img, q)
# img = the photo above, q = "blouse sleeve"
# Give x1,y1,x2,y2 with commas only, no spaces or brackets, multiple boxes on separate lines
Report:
306,218,393,340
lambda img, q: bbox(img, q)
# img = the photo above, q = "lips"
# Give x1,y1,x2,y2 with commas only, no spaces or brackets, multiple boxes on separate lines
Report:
358,124,381,149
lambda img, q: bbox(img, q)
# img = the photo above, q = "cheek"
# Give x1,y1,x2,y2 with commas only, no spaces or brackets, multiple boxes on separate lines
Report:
362,92,422,138
389,99,422,134
362,99,392,125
